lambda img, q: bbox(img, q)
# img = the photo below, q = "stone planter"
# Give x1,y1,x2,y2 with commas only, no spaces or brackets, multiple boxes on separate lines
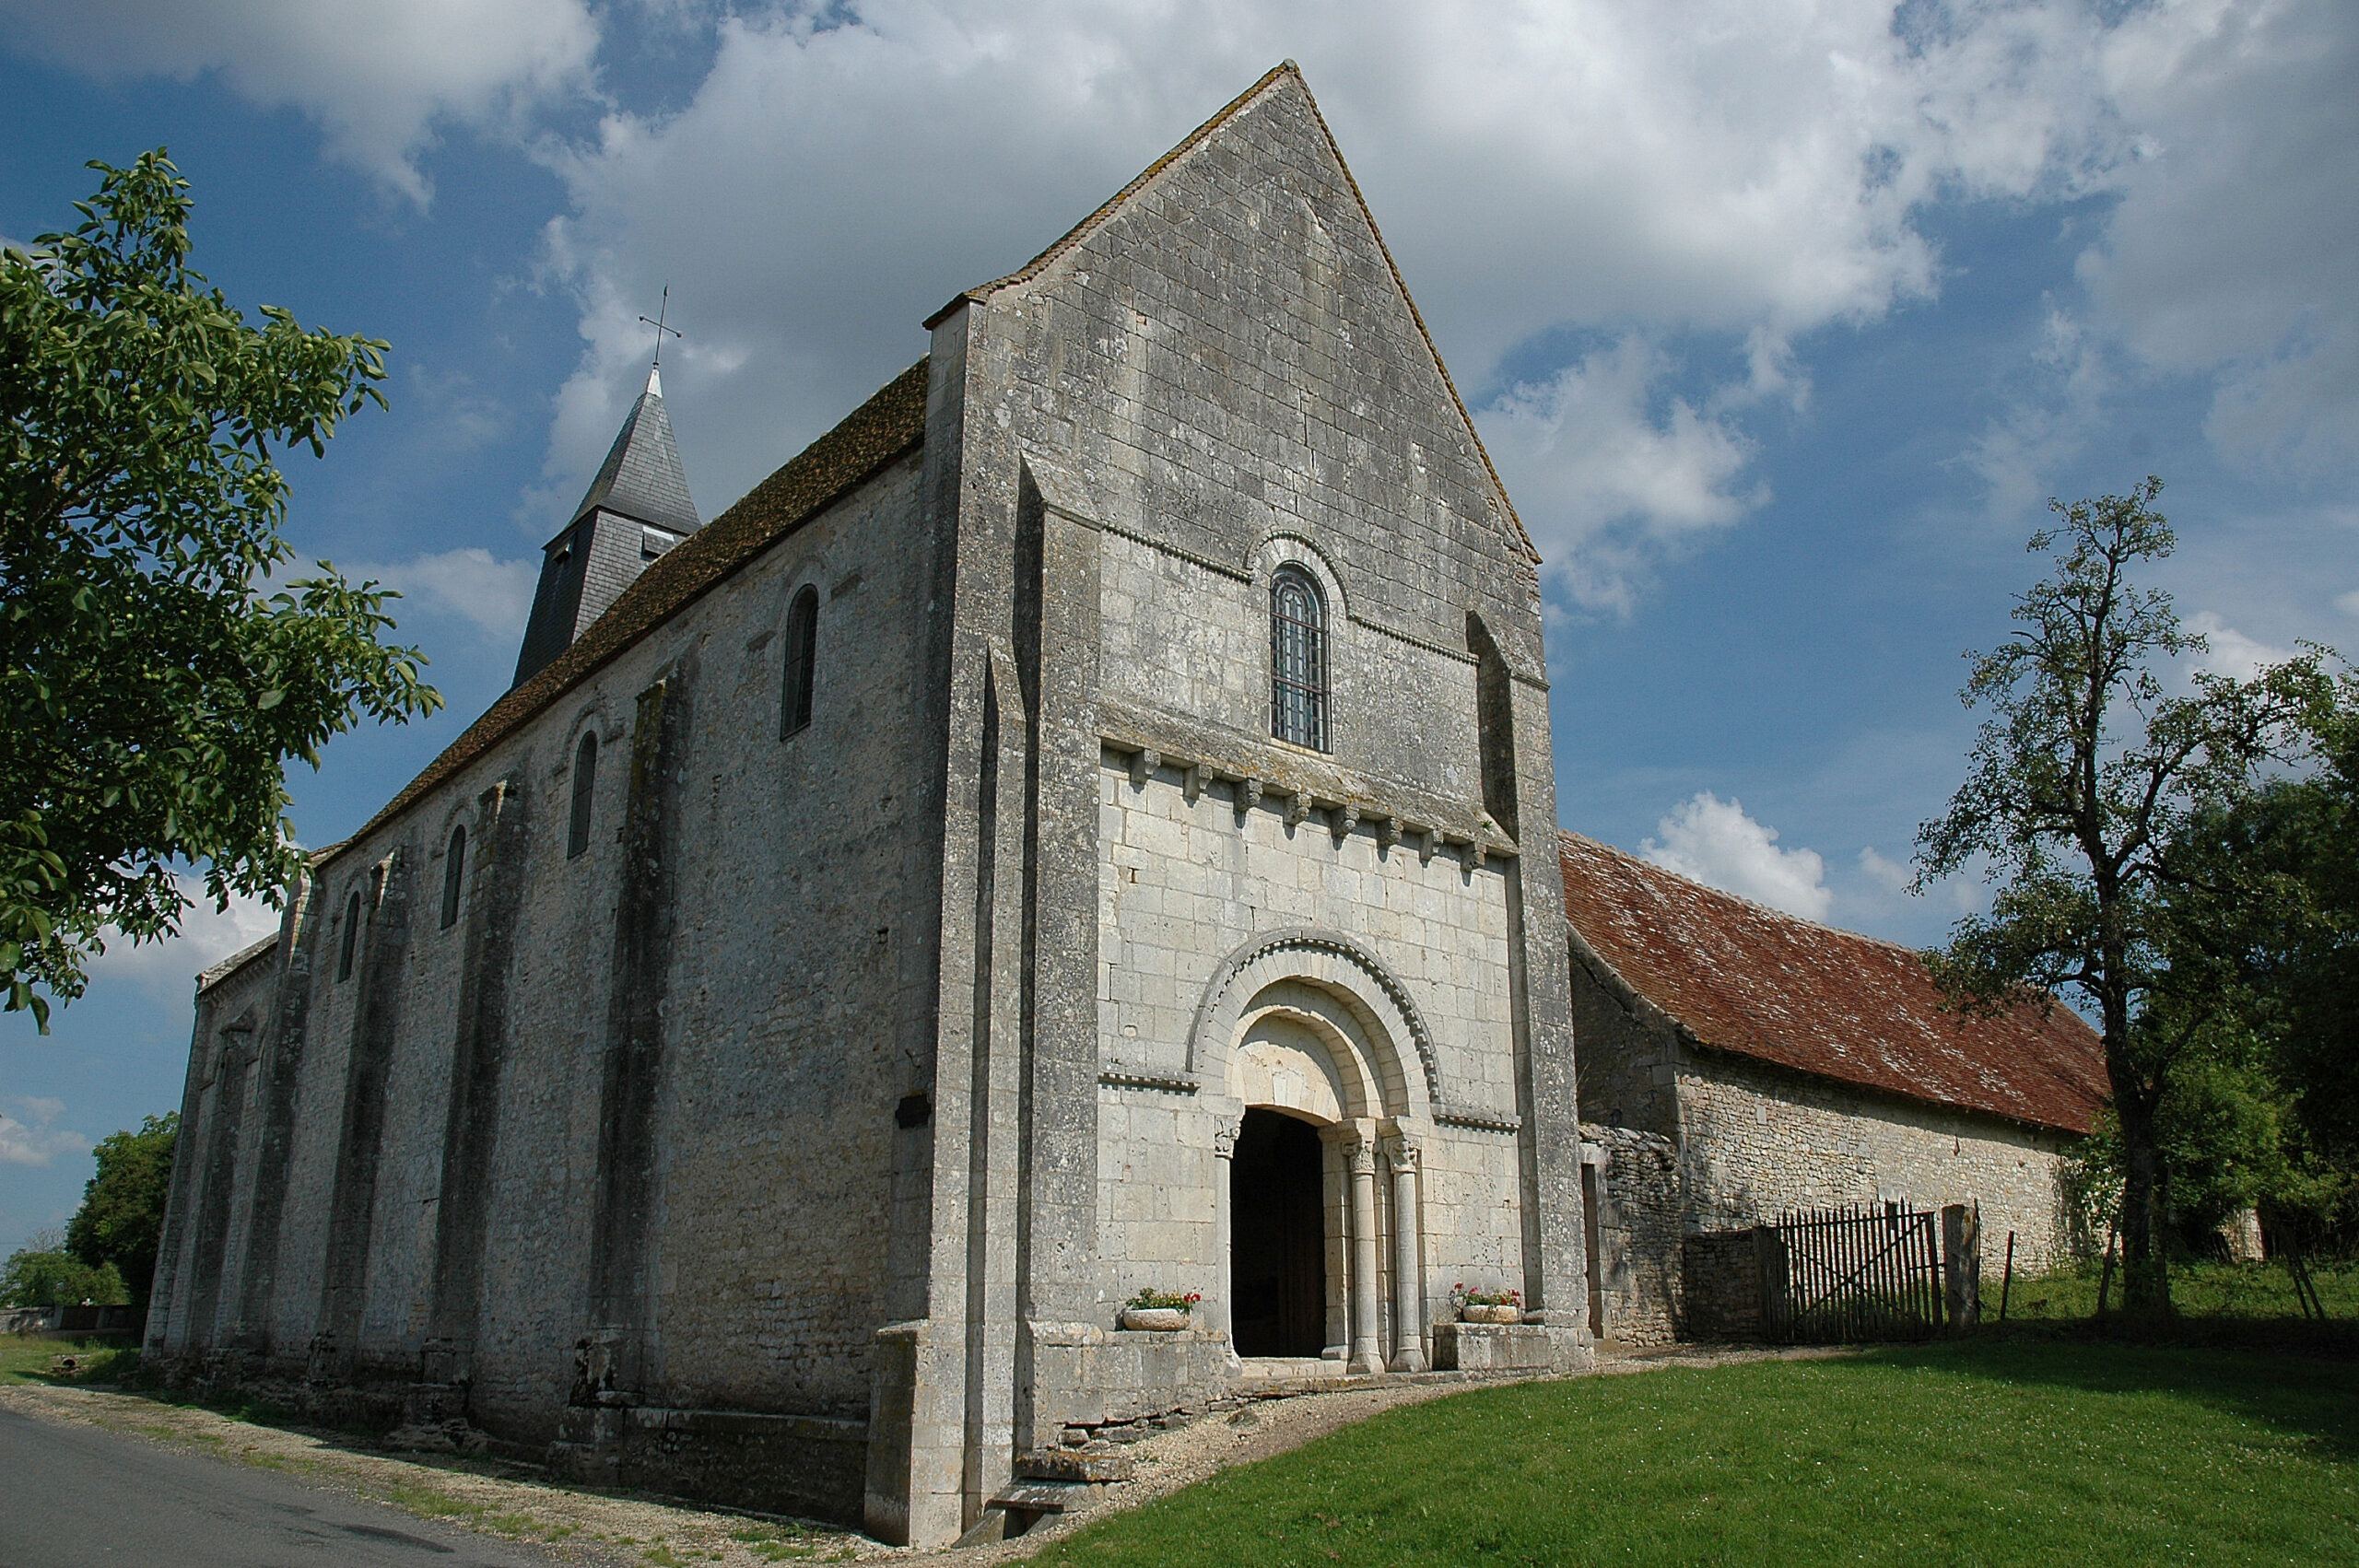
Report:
1461,1304,1520,1325
1120,1307,1190,1332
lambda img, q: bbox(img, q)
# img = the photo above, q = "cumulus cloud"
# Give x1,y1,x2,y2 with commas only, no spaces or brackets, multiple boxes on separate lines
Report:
87,880,281,1000
1476,336,1765,609
2186,609,2293,682
1642,792,1833,921
1857,845,1915,896
528,0,2122,531
2079,0,2359,473
350,548,539,644
0,1096,90,1168
0,0,599,202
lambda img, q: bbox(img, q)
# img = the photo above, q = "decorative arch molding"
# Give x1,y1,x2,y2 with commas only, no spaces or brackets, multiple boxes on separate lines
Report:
1187,926,1441,1114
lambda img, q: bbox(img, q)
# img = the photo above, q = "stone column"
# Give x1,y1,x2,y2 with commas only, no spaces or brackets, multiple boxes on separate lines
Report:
1210,1116,1241,1359
1387,1137,1426,1372
1346,1134,1385,1375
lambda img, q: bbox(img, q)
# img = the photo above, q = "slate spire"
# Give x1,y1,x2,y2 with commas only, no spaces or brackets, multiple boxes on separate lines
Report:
513,365,702,687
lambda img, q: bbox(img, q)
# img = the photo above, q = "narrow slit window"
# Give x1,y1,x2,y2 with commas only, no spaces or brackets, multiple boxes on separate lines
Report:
568,731,598,859
1270,566,1327,751
780,585,818,737
337,890,362,981
440,825,467,930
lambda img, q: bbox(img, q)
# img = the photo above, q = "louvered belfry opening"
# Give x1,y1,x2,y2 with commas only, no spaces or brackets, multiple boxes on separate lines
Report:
1270,565,1326,751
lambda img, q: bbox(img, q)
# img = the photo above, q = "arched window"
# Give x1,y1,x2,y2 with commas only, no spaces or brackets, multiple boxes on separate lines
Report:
780,584,818,737
568,731,598,859
1270,566,1327,751
440,825,467,930
337,890,362,982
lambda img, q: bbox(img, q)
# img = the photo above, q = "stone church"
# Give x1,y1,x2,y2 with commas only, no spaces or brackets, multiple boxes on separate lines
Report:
145,64,2102,1547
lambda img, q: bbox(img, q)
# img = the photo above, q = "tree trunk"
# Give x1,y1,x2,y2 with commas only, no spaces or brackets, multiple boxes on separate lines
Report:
2114,1089,2172,1318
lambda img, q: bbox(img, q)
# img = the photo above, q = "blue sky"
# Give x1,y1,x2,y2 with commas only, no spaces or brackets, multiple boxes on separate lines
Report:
5,0,2355,1253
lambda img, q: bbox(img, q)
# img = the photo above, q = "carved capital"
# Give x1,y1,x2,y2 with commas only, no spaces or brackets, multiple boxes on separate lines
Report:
1212,1117,1242,1159
1346,1137,1379,1177
1386,1136,1421,1175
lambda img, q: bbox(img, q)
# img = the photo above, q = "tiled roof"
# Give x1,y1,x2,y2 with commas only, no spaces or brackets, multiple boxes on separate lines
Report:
569,367,701,537
1559,830,2107,1134
317,358,930,874
928,61,1540,567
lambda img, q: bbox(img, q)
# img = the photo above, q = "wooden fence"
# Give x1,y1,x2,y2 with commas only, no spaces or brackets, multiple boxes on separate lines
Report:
1762,1204,1947,1343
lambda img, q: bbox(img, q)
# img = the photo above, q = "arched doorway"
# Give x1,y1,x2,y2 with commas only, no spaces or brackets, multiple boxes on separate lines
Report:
1229,1109,1326,1358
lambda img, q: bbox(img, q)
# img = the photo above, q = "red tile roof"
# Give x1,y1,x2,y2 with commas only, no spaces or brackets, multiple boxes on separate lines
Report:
1559,830,2107,1134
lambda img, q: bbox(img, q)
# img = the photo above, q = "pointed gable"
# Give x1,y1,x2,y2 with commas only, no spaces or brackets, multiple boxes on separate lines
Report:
935,63,1537,660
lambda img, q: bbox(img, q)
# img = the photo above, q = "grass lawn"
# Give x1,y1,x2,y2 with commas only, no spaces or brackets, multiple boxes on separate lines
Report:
1036,1341,2359,1567
1995,1258,2359,1323
0,1336,137,1386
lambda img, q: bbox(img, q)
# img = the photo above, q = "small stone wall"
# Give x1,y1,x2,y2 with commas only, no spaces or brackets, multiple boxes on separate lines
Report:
1580,1123,1682,1345
549,1405,869,1525
1680,1231,1768,1340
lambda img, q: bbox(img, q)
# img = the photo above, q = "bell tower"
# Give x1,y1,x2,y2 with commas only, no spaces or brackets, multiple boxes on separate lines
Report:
513,364,700,686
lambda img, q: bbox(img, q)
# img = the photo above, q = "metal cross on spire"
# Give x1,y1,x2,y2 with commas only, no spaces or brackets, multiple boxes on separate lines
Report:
638,286,681,369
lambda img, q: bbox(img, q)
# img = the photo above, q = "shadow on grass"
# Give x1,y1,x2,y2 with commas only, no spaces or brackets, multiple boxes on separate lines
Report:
1850,1336,2359,1462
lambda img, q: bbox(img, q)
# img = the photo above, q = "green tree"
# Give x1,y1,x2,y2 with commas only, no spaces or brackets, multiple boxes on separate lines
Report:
65,1112,178,1307
1915,480,2320,1315
2,149,440,1029
1,1229,127,1307
2158,669,2359,1245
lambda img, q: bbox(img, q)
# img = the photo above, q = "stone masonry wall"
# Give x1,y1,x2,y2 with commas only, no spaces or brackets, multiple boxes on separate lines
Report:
152,450,945,1509
1676,1052,2076,1272
1094,754,1527,1349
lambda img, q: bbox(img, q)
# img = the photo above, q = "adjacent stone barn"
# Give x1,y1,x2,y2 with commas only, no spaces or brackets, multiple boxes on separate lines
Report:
1561,832,2107,1345
146,64,1592,1548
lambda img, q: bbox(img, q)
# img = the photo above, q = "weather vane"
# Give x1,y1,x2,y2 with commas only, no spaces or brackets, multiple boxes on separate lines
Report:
638,286,681,369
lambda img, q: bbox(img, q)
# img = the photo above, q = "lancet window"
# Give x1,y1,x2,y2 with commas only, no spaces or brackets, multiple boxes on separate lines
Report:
440,825,467,930
1270,565,1328,751
568,731,598,859
781,585,818,737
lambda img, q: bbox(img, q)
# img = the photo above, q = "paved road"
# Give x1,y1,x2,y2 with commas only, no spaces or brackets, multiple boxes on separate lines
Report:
0,1406,557,1567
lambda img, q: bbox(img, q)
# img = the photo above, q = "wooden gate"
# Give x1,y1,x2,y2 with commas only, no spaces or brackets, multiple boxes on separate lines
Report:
1764,1204,1946,1342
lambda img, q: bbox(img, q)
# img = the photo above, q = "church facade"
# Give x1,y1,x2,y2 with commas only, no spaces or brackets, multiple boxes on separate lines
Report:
145,64,2100,1549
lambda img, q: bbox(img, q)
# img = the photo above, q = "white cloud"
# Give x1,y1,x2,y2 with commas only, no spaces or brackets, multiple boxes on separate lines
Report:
529,0,2120,532
0,0,599,202
1858,845,1915,896
1476,337,1765,609
2079,0,2359,473
87,881,281,1000
2336,590,2359,617
350,548,540,644
0,1096,89,1168
1642,791,1833,921
2186,609,2293,682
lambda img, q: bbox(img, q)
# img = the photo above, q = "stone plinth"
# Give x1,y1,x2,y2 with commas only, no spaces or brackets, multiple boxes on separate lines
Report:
1431,1322,1555,1372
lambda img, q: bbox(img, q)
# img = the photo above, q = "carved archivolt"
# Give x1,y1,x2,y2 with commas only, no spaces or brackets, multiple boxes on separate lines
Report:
1186,927,1442,1117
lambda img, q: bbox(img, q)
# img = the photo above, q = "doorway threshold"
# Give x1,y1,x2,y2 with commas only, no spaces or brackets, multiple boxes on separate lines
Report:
1237,1356,1351,1383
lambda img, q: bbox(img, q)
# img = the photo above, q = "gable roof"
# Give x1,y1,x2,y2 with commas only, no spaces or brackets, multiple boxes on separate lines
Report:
928,61,1539,566
568,366,700,537
1558,831,2107,1134
317,358,931,874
